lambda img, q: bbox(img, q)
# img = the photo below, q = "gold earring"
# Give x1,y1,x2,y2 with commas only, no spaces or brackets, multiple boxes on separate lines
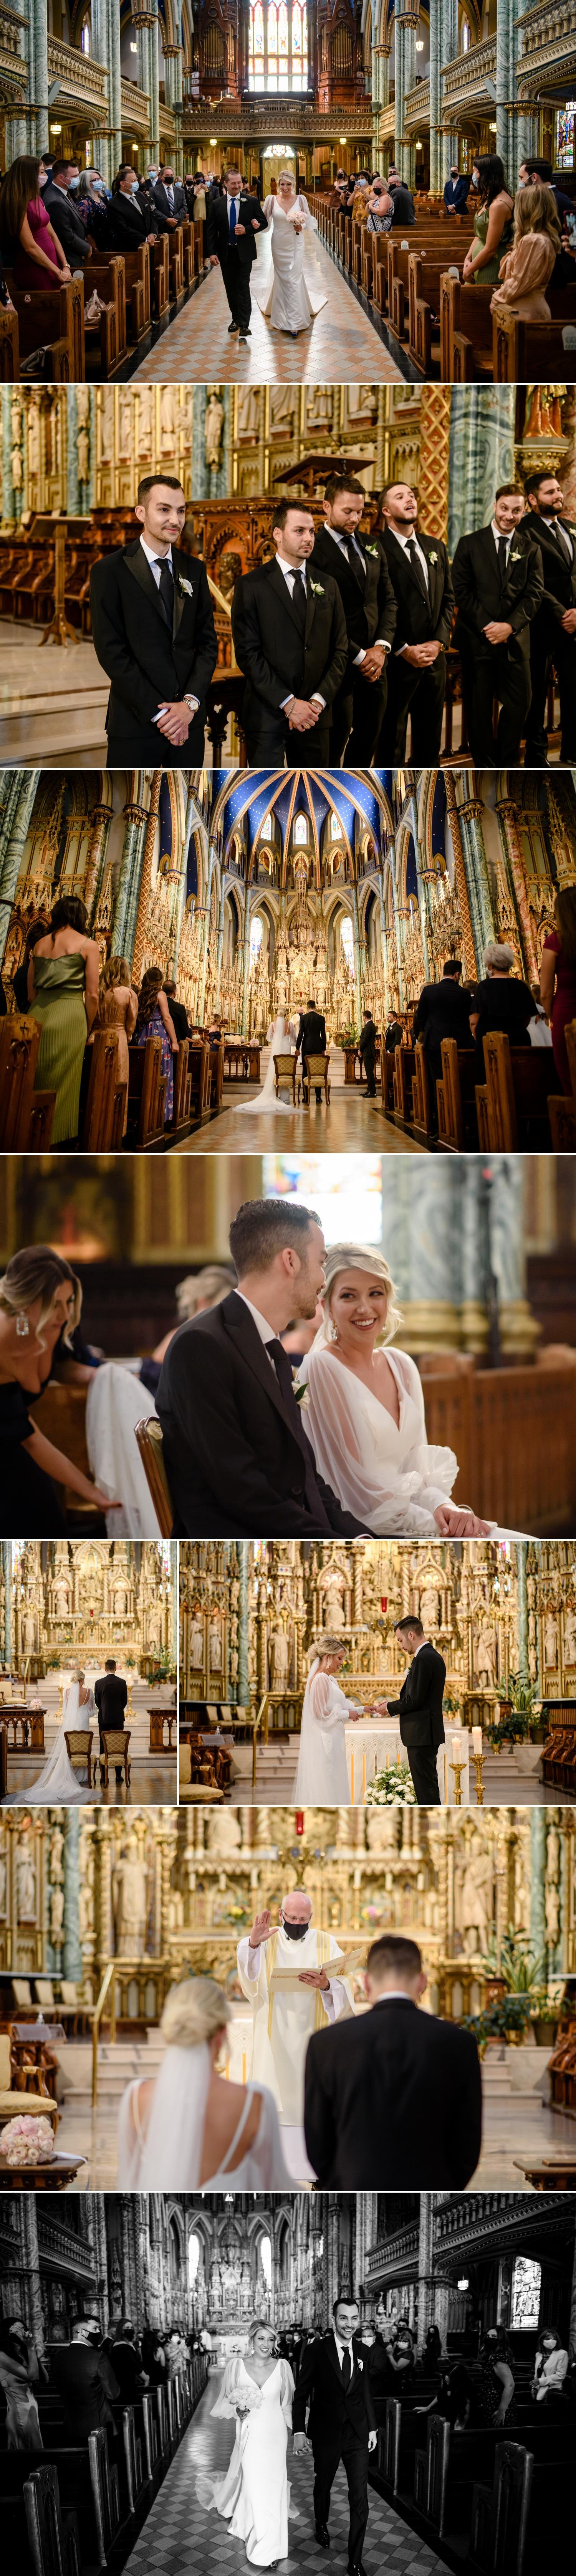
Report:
15,1311,30,1339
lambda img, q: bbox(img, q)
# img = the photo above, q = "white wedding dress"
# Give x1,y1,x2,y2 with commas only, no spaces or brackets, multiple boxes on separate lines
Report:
117,2039,291,2189
297,1339,520,1536
85,1363,162,1535
198,2356,295,2567
293,1657,357,1802
257,196,328,330
5,1680,96,1805
233,1012,296,1115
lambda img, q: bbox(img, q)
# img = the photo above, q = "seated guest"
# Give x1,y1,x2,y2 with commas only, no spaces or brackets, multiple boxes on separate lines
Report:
133,967,179,1125
469,940,535,1069
412,957,473,1119
163,979,190,1044
148,1262,237,1379
89,473,217,769
0,2316,48,2449
303,1932,482,2187
462,153,513,284
42,160,93,265
232,501,347,764
540,887,576,1092
310,472,397,764
377,480,454,764
478,2327,516,2426
491,180,561,322
109,163,157,256
387,168,415,226
452,484,543,763
51,2319,119,2441
0,154,73,290
531,2328,568,2403
523,467,576,766
111,2322,149,2400
444,165,470,213
0,1246,118,1536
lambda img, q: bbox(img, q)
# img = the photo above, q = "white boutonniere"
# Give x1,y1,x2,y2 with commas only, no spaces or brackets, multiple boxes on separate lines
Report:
356,2356,363,2371
365,543,380,558
178,575,194,597
510,550,522,564
310,580,324,597
293,1378,311,1410
428,550,438,566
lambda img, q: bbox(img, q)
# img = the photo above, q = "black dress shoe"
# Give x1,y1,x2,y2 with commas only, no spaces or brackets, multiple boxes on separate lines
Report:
227,321,239,333
315,2526,330,2549
348,2561,367,2574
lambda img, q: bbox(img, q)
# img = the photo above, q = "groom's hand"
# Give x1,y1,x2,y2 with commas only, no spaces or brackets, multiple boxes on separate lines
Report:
298,1967,330,1989
249,1908,271,1949
368,2431,377,2452
293,2432,311,2454
373,1697,389,1715
234,220,246,234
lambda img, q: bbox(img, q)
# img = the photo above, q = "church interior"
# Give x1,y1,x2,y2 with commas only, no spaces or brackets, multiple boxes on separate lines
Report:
0,1541,177,1803
0,1801,575,2189
0,2190,572,2576
178,1538,576,1807
1,1149,576,1541
0,384,573,763
2,761,576,1157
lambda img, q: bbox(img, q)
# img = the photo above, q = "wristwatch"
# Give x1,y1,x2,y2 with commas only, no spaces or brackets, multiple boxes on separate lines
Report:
183,694,199,714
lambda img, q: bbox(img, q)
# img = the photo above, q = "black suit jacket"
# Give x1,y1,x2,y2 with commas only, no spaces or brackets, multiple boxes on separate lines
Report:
94,1673,128,1735
452,525,543,662
292,2333,376,2447
168,997,190,1043
43,181,91,262
310,526,397,661
296,1008,326,1060
387,1641,446,1749
358,1018,377,1062
89,540,217,744
156,1289,364,1539
391,184,415,225
304,1995,482,2187
232,558,348,729
109,191,151,252
412,978,473,1053
50,2345,119,2441
205,190,267,267
379,529,454,650
523,510,576,622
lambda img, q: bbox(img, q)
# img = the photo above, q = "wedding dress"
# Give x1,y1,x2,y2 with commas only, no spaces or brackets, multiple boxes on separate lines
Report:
198,2356,295,2567
257,196,328,330
117,2039,291,2188
233,1012,296,1115
293,1658,357,1802
85,1363,162,1535
297,1340,520,1536
5,1680,95,1805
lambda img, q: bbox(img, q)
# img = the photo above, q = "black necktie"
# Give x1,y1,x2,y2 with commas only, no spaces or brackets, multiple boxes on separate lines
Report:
497,536,509,584
264,1334,329,1524
289,568,306,632
552,520,571,564
155,558,175,626
406,538,429,601
341,2347,351,2386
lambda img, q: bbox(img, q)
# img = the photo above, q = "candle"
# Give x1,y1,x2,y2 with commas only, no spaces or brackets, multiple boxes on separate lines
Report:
362,1751,366,1801
471,1728,483,1754
295,1809,304,1835
241,2051,247,2084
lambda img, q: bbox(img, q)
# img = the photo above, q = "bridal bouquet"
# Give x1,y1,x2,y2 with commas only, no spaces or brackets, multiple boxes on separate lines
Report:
366,1764,416,1807
1,2113,55,2166
235,2383,263,2417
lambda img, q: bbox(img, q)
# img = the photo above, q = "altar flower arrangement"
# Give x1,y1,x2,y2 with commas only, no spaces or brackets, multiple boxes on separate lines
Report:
2,2113,55,2166
365,1764,416,1806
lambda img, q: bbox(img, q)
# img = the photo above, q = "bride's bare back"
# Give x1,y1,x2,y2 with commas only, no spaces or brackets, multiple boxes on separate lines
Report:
132,2070,263,2182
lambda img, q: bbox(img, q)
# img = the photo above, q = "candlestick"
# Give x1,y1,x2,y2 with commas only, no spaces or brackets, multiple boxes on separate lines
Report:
472,1752,484,1806
449,1753,466,1806
350,1750,354,1803
362,1751,366,1801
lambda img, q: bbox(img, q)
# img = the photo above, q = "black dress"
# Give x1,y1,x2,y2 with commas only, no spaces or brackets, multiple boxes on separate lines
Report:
472,975,534,1073
0,1381,66,1535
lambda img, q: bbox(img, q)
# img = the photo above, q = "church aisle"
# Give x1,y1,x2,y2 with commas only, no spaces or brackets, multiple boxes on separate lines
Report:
181,1078,425,1152
134,231,404,385
122,2367,451,2576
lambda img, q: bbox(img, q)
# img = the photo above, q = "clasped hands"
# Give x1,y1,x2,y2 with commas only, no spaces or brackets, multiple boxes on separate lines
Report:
156,700,193,745
402,640,440,667
287,697,321,731
482,620,513,645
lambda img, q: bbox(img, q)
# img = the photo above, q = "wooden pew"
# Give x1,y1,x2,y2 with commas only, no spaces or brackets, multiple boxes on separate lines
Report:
8,277,85,380
0,1013,55,1149
151,236,170,321
440,272,494,380
81,1028,127,1150
547,1017,576,1148
410,1038,436,1145
188,1035,212,1122
493,304,576,383
421,1355,576,1531
392,1043,415,1130
83,254,127,374
478,1030,556,1151
437,1037,478,1151
379,1043,397,1118
166,224,185,303
170,1036,192,1131
120,243,151,342
126,1034,167,1146
0,307,20,378
206,1034,225,1111
0,2427,125,2572
387,229,473,343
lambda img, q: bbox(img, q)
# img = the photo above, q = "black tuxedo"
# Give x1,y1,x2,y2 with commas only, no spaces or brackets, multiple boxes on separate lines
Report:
296,1007,326,1101
109,190,152,254
293,2331,376,2567
452,523,543,762
232,558,348,762
387,1640,446,1804
523,509,576,764
205,189,267,331
412,975,473,1121
50,2344,119,2441
156,1289,364,1538
89,539,217,766
304,1994,482,2187
43,180,91,263
94,1672,127,1750
168,996,190,1043
310,525,397,761
358,1017,377,1095
377,529,454,762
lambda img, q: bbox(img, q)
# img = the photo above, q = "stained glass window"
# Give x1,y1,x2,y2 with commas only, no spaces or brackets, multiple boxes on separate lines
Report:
248,1,308,91
294,815,308,844
250,917,263,960
330,810,341,839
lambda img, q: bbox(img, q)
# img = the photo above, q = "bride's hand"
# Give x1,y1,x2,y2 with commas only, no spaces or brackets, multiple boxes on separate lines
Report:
293,2432,311,2454
90,1487,123,1512
434,1504,491,1538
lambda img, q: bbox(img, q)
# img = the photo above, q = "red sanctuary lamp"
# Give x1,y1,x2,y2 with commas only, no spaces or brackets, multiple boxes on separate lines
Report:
295,1810,305,1836
381,1599,387,1612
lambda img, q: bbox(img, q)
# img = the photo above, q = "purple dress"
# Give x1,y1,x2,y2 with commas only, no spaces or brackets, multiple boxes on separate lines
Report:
136,1002,174,1121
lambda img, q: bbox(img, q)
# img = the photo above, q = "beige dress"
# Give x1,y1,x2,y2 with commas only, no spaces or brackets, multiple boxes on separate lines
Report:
92,989,131,1134
491,233,556,321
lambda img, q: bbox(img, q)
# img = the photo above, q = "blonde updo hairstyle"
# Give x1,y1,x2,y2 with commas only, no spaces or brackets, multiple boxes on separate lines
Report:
320,1243,402,1347
0,1247,83,1353
160,1975,232,2051
309,1635,346,1663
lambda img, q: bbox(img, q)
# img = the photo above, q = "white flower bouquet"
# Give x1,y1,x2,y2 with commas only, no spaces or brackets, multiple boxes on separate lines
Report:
2,2113,55,2166
235,2381,263,2416
365,1765,416,1807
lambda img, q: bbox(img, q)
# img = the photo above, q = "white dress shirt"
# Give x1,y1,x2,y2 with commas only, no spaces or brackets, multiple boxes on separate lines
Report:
275,551,325,710
333,2333,354,2373
235,1291,279,1371
390,524,430,655
490,521,514,563
541,513,573,562
323,522,390,663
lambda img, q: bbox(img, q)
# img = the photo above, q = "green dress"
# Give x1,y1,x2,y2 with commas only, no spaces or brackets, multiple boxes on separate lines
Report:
30,952,88,1144
472,201,514,285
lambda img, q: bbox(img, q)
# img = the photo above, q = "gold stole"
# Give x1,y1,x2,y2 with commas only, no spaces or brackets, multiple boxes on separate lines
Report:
266,1930,336,2039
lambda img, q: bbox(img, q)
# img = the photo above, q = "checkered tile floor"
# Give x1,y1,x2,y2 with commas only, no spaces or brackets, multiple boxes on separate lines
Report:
133,230,404,384
123,2376,450,2576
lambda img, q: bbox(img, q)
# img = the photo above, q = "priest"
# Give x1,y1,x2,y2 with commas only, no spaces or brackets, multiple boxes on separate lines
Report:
237,1889,355,2171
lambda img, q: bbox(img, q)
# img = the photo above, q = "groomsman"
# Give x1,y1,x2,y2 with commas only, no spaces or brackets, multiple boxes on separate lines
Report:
522,468,576,764
452,484,543,764
310,474,397,762
377,482,454,762
89,474,217,768
232,503,348,763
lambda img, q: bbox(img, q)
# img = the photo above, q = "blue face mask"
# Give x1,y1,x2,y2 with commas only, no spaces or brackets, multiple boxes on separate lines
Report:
69,175,81,190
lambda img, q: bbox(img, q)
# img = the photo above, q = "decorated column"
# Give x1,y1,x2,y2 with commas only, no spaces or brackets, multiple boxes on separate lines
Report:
408,791,431,981
64,1814,84,1982
84,805,112,922
1,1543,12,1663
238,1543,249,1705
128,771,162,982
351,880,363,1031
394,0,418,184
111,796,148,958
0,769,40,916
196,840,217,1024
495,799,538,977
516,1543,528,1675
458,789,497,953
443,771,477,978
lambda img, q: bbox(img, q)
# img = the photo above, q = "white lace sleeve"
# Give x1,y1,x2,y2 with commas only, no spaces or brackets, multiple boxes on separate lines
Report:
301,1347,457,1536
308,1673,350,1734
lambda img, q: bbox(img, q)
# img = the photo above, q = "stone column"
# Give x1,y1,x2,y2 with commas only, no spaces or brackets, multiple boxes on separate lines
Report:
440,0,459,165
111,797,147,957
516,1543,528,1675
394,3,417,185
495,799,538,976
129,772,162,984
20,2201,43,2343
30,0,49,156
83,804,111,924
240,894,251,1035
215,871,227,1005
0,769,40,915
443,771,477,978
529,1810,546,1954
196,843,216,1026
238,1544,249,1704
64,1814,83,1981
416,2191,435,2343
2,1542,12,1663
351,880,363,1028
458,792,497,953
409,792,431,980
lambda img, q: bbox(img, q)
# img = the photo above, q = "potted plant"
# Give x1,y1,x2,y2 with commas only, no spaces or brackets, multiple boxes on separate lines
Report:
463,1935,550,2050
484,1670,543,1769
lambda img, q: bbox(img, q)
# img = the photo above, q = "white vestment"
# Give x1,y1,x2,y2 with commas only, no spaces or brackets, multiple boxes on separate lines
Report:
237,1923,354,2122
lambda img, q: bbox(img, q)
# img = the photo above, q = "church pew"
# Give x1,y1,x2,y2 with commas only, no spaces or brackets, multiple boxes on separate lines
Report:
83,256,127,376
386,231,474,343
419,1355,576,1533
547,1017,576,1149
1,2462,80,2576
470,2442,569,2576
166,224,185,304
169,1036,193,1132
439,272,495,381
151,237,170,322
187,1035,212,1122
493,305,576,384
392,1043,415,1129
379,1045,397,1117
0,2429,127,2574
119,244,150,341
0,1013,56,1150
478,1031,556,1151
436,1038,478,1151
7,278,85,381
410,1038,437,1145
206,1034,225,1111
82,1030,127,1151
126,1035,167,1147
412,2415,569,2547
0,306,19,378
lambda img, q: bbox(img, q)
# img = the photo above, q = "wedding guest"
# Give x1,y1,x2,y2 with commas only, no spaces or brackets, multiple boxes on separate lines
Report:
377,481,454,762
452,485,543,763
77,170,112,251
141,2328,167,2386
444,165,470,213
310,472,397,762
50,2320,119,2442
0,155,72,289
478,2327,516,2426
0,2317,47,2449
469,941,535,1072
295,997,327,1103
28,895,100,1146
523,469,576,765
461,153,513,285
388,169,415,226
10,914,50,1013
87,953,137,1138
358,1009,377,1096
117,1974,291,2185
94,1657,128,1782
205,167,267,343
412,957,473,1121
540,888,576,1091
163,979,190,1043
366,181,393,234
232,502,348,763
491,181,561,322
41,160,93,266
531,2328,569,2403
0,1246,119,1536
133,967,178,1124
109,164,157,259
303,1933,482,2187
89,474,217,768
111,2322,149,2401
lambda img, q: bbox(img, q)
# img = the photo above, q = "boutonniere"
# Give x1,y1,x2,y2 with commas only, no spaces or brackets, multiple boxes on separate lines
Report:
309,580,324,597
365,543,380,558
178,575,194,597
510,550,522,564
428,550,438,566
356,2356,363,2372
293,1378,311,1410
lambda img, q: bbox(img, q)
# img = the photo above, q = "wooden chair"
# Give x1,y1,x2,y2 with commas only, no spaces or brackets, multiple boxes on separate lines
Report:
0,1014,55,1149
64,1728,95,1786
82,1029,127,1149
179,1742,223,1802
134,1416,174,1537
29,1385,101,1520
273,1051,299,1102
301,1051,331,1106
99,1726,131,1787
439,271,494,381
0,2031,59,2133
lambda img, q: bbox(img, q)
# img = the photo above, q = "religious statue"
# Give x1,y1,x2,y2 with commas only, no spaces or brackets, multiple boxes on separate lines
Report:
544,1611,559,1668
237,387,260,440
113,1584,129,1619
205,389,225,471
523,385,566,440
26,401,40,480
365,1811,397,1852
137,389,155,451
77,427,89,485
270,388,297,431
208,1618,223,1671
563,1607,576,1666
306,386,334,427
17,1847,36,1918
113,1835,149,1957
0,1851,7,1915
147,1602,163,1648
475,1615,497,1690
348,385,377,417
457,1846,494,1955
206,1811,242,1853
11,441,23,491
160,386,179,450
119,395,134,458
318,1563,346,1630
21,1609,36,1654
188,1617,204,1670
50,1887,65,1945
418,1585,440,1634
267,1625,290,1688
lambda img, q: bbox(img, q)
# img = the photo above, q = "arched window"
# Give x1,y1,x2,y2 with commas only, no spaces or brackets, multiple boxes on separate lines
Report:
294,815,308,844
259,2236,272,2289
250,916,263,960
248,0,308,90
340,918,354,972
461,16,471,48
329,811,341,840
260,813,273,837
188,2232,201,2287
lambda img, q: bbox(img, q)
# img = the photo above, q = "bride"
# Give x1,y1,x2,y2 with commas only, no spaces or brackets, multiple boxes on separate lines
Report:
198,2317,295,2569
233,1010,297,1116
293,1635,374,1803
296,1243,496,1538
5,1667,96,1804
257,170,328,335
117,1975,291,2188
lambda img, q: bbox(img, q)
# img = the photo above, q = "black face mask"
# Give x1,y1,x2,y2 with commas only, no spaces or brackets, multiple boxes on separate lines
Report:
281,1916,309,1941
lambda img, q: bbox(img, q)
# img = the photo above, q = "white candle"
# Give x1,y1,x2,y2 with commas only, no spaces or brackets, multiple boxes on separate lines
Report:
471,1728,483,1754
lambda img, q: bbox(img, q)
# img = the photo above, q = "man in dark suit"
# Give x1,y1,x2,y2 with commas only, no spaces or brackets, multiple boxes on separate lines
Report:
156,1195,366,1538
111,2322,148,2402
293,2295,377,2576
523,468,576,763
295,998,327,1104
205,165,267,338
358,1010,377,1096
163,980,190,1043
50,2320,119,2441
232,502,348,762
310,474,397,762
388,168,415,224
43,160,93,264
377,481,454,761
381,1611,445,1804
304,1932,482,2187
443,165,470,212
89,474,217,768
109,165,157,256
94,1659,128,1784
412,957,473,1122
154,164,186,227
452,483,543,762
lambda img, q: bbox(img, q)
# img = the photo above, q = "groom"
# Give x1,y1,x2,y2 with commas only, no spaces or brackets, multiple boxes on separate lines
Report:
205,167,267,341
94,1659,128,1785
381,1613,445,1804
293,2294,376,2576
156,1197,366,1538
